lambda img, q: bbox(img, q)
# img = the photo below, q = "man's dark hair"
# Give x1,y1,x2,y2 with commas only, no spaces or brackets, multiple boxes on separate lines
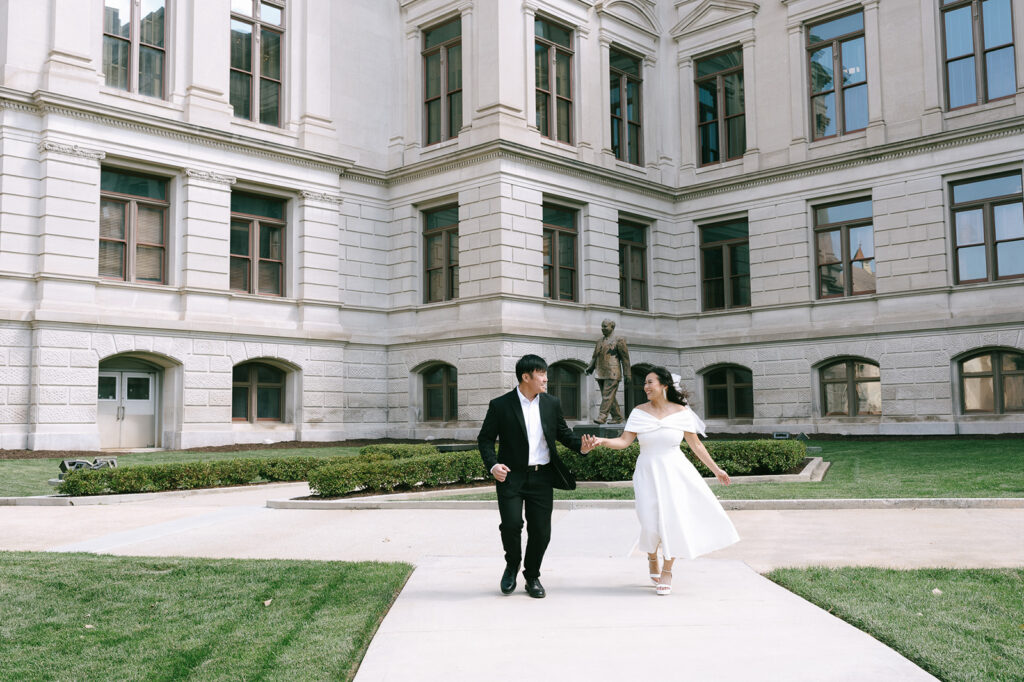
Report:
515,354,548,383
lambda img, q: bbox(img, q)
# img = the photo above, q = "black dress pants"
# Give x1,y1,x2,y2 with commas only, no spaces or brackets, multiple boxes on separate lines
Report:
496,466,554,580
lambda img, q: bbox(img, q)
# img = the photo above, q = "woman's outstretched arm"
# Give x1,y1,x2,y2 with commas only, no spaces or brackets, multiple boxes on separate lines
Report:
583,431,637,451
683,431,731,484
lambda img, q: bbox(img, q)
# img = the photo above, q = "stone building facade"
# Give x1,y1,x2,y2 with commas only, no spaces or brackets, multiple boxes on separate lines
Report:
0,0,1021,450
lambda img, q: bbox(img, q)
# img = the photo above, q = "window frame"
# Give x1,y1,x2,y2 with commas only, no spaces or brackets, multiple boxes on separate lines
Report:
694,47,745,166
422,363,458,422
703,365,754,419
959,349,1024,414
422,17,463,146
99,169,169,285
535,16,575,144
618,219,648,311
230,0,285,126
102,0,168,98
230,193,286,297
699,218,750,311
423,204,460,303
806,10,867,140
542,204,578,302
232,362,284,422
820,358,881,417
609,47,643,165
548,362,581,420
941,0,1017,110
813,198,875,299
950,172,1024,284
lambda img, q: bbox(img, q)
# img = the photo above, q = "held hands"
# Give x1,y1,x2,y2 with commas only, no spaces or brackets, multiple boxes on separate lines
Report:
580,434,601,453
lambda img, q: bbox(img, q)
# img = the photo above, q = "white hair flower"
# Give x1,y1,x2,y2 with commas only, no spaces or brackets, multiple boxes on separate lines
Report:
670,373,682,392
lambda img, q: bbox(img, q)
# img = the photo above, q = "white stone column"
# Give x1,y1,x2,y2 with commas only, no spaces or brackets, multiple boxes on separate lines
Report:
403,27,421,158
918,0,944,133
36,140,104,282
522,2,538,131
599,35,614,160
41,0,99,97
582,203,620,308
642,54,658,172
182,0,233,125
180,168,234,291
741,33,761,172
459,2,474,135
27,325,100,451
676,53,696,176
786,23,807,162
863,0,886,145
296,0,337,150
295,191,343,308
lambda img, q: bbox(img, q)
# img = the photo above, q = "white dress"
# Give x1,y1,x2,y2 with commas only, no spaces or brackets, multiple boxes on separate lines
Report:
626,407,740,560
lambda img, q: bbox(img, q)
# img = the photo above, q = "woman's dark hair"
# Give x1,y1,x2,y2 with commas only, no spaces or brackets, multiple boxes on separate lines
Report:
516,354,548,383
648,366,688,406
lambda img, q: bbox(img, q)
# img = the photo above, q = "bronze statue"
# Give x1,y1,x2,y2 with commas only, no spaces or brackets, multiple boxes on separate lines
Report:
585,319,631,424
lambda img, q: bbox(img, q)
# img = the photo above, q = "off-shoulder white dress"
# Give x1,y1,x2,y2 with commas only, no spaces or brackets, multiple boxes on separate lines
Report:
625,407,740,560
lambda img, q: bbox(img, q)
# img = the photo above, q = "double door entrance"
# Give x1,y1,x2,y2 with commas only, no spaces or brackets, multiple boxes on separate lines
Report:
97,371,158,449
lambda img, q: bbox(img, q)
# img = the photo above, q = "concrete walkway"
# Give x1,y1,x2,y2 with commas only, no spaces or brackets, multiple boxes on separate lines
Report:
3,484,1023,680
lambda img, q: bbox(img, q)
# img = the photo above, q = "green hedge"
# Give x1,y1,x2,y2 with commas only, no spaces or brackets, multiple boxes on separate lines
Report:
357,444,439,459
308,450,486,497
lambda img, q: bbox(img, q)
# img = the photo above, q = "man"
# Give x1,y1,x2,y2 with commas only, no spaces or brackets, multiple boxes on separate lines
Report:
585,319,631,424
477,354,592,598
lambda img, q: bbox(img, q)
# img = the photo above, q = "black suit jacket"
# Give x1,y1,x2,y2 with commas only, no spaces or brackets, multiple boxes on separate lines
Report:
477,389,583,491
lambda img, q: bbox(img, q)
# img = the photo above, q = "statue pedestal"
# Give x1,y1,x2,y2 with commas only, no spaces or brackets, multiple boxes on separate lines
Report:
573,424,626,438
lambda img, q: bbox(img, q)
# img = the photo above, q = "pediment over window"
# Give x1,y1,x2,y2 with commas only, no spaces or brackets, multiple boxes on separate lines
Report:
597,0,663,36
670,0,760,40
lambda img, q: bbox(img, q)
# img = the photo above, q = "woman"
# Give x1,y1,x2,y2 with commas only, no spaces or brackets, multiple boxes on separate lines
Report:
583,367,739,595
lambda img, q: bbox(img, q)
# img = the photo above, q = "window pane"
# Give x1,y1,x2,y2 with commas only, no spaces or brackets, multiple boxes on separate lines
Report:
424,18,460,49
232,0,253,16
99,241,125,279
843,83,868,130
626,80,640,122
955,209,985,245
996,241,1024,277
735,384,754,417
610,50,640,76
704,278,724,309
696,49,741,78
425,207,458,231
630,280,644,308
727,115,746,158
957,245,987,281
610,76,622,118
259,2,283,26
425,52,441,99
135,205,164,245
628,124,641,164
139,46,164,98
104,0,132,37
819,263,845,296
135,245,164,282
559,268,574,300
817,230,842,264
1003,353,1024,371
1005,376,1024,411
126,377,150,400
257,387,281,419
102,169,167,200
258,260,281,295
963,354,993,373
536,92,549,136
556,98,571,142
848,225,874,259
543,231,552,265
426,99,441,144
425,386,442,420
822,363,848,381
260,225,282,260
707,387,728,417
841,37,866,85
707,368,728,386
731,243,749,275
619,221,645,243
230,257,250,291
954,175,1022,204
982,0,1013,48
232,193,284,219
947,57,977,108
558,232,575,267
427,269,443,302
702,220,747,243
824,383,849,415
140,0,165,47
230,20,253,71
261,29,281,81
448,44,463,90
944,6,974,58
103,37,131,90
854,362,880,378
700,122,719,164
697,82,717,122
986,47,1016,100
535,44,549,91
816,199,872,224
964,376,994,411
257,365,282,383
450,90,463,137
233,364,250,382
232,386,249,419
543,205,574,229
704,247,723,278
731,275,751,307
856,381,881,415
723,73,743,116
994,203,1024,241
851,259,875,293
809,12,863,44
230,221,250,255
425,234,443,269
535,19,571,49
812,93,836,138
98,376,117,401
809,46,834,93
230,71,252,118
100,200,126,239
260,79,280,126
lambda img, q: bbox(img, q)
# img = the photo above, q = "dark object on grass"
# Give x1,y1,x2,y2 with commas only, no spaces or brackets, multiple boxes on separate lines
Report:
59,457,118,478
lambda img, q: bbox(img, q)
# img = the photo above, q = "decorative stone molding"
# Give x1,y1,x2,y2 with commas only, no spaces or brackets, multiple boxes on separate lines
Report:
185,168,237,185
36,140,105,161
300,190,344,204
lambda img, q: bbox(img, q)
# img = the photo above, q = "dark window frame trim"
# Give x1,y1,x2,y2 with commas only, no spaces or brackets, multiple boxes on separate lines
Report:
535,14,576,145
699,217,750,311
818,357,881,417
940,0,1017,111
805,9,867,141
422,362,458,422
548,361,583,420
812,197,875,299
609,45,644,166
230,0,287,126
99,173,170,285
949,171,1024,284
694,45,745,167
957,347,1024,414
542,202,579,302
230,200,287,297
423,204,460,303
618,218,649,311
232,361,285,423
421,15,463,146
702,363,754,419
102,0,168,98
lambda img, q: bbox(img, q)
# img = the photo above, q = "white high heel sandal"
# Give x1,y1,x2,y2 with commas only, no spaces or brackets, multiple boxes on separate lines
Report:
656,570,673,596
648,556,660,585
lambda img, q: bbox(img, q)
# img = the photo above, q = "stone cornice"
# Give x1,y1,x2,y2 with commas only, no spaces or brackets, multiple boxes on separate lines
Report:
185,168,237,185
37,139,105,161
300,190,344,204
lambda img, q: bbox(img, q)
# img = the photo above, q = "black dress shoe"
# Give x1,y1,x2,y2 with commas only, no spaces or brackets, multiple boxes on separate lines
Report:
500,565,517,595
524,575,546,599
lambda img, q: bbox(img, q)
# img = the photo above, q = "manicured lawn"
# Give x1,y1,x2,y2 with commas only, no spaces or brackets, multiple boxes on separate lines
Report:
0,551,411,681
443,438,1024,501
767,567,1024,682
0,446,361,498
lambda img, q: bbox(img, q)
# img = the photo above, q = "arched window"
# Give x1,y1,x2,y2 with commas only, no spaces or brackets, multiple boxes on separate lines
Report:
627,364,653,413
232,362,284,422
820,358,881,416
960,349,1024,414
423,364,457,421
704,365,754,419
548,362,581,420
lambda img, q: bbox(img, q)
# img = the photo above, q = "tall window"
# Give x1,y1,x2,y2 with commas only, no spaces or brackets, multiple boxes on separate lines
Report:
232,362,284,421
700,219,750,310
610,49,642,165
535,17,574,144
820,359,881,416
807,12,867,139
230,0,284,126
942,0,1016,109
960,349,1024,413
423,18,462,145
815,198,875,298
548,363,581,420
424,205,459,302
542,204,577,301
231,192,286,296
695,48,745,165
627,364,653,413
704,366,754,419
619,220,647,310
423,364,457,421
103,0,166,98
99,168,168,284
951,172,1024,283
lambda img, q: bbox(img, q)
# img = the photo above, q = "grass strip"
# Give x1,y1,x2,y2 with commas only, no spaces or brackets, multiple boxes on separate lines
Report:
0,551,411,681
766,566,1024,682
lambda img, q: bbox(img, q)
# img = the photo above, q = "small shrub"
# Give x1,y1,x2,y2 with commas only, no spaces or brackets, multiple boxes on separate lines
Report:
358,444,438,459
308,450,487,498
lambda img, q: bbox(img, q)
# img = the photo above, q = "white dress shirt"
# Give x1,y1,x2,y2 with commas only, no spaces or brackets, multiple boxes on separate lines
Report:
517,387,551,466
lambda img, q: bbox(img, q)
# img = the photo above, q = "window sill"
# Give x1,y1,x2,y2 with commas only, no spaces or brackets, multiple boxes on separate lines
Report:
420,138,461,157
695,158,744,175
99,87,184,114
808,128,867,151
230,117,299,141
943,96,1016,122
539,137,578,154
